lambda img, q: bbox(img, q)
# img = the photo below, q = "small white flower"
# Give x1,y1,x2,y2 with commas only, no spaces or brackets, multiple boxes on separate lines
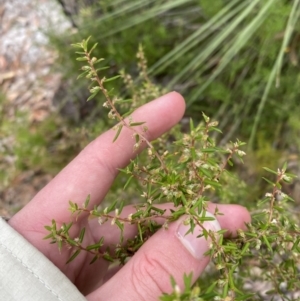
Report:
237,150,246,157
141,192,147,198
174,284,181,296
208,121,218,127
276,191,286,201
162,222,169,230
103,101,109,108
108,110,116,119
133,143,140,150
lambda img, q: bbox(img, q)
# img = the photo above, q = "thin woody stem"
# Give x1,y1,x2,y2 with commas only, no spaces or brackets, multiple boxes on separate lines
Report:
86,52,168,172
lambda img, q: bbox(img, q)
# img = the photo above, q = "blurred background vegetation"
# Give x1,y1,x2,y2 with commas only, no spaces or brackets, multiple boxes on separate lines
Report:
1,0,300,215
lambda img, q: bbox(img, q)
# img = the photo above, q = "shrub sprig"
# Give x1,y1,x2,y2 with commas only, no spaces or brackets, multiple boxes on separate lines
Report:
44,38,300,300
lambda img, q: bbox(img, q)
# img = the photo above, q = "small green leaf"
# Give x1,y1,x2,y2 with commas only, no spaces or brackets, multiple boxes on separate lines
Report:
77,71,89,79
282,162,287,172
200,147,225,153
90,255,99,264
292,238,300,252
82,36,91,52
86,244,100,251
202,112,210,123
198,216,215,222
130,121,146,127
87,91,99,101
191,146,196,160
170,275,176,288
135,134,140,144
122,109,134,118
66,250,81,264
119,200,125,214
71,43,82,48
51,219,57,231
58,240,63,251
257,197,272,207
151,206,166,215
44,225,52,231
43,233,54,240
79,227,85,243
89,42,98,55
206,280,218,293
66,239,78,247
95,67,109,73
199,167,212,178
94,58,105,64
183,272,193,289
203,179,222,188
107,200,118,213
115,219,124,232
86,237,104,251
103,253,115,262
209,126,222,133
124,176,134,190
114,99,132,104
263,167,278,175
262,235,273,253
76,57,88,61
113,125,123,142
189,118,194,131
65,222,73,232
84,195,90,209
222,281,229,298
103,75,121,83
262,177,275,186
137,223,143,242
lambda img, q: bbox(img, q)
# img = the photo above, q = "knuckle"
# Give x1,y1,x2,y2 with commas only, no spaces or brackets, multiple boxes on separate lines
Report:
130,250,172,300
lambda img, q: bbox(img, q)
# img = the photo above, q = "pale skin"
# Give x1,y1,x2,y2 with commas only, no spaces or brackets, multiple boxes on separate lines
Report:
8,92,251,301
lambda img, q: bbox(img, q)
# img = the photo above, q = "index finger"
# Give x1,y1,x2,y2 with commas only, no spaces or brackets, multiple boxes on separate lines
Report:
9,92,185,231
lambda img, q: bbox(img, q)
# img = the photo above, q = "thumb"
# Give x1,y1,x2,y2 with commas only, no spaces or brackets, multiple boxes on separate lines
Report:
86,212,221,301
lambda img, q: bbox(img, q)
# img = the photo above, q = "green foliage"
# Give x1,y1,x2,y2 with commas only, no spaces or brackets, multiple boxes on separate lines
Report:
0,93,107,194
43,39,300,300
51,0,300,152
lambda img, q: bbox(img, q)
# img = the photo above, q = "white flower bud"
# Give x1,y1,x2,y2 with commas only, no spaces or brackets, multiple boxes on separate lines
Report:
237,150,246,157
174,284,181,296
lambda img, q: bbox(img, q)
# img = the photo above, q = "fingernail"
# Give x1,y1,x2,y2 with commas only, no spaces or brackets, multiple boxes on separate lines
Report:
176,212,221,260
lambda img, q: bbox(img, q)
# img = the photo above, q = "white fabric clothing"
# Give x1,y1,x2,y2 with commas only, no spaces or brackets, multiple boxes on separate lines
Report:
0,218,87,301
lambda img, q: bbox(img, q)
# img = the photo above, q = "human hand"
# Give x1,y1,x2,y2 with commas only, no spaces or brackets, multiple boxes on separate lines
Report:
8,92,250,300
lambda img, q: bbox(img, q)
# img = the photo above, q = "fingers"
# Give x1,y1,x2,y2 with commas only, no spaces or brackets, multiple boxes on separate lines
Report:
90,203,250,250
88,203,176,248
9,92,185,233
207,203,251,237
86,204,250,301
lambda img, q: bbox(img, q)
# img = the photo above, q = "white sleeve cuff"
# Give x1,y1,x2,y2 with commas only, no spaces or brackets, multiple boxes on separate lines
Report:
0,218,87,301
